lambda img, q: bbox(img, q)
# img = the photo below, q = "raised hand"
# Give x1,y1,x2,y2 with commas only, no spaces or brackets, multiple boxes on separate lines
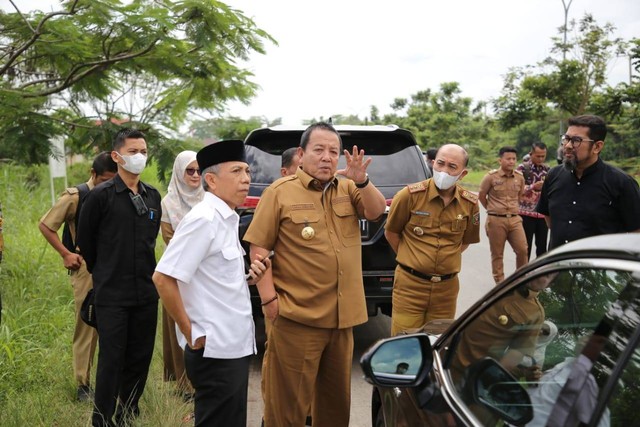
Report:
336,145,371,184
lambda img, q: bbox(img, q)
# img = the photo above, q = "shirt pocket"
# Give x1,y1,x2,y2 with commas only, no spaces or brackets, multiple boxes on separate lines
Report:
331,201,360,245
218,245,243,282
290,210,325,249
451,217,468,233
408,213,432,239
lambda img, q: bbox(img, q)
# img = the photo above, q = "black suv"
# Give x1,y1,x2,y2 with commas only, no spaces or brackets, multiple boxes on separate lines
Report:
238,124,430,317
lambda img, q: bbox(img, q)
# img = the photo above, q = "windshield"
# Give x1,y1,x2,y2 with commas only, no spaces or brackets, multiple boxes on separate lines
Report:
246,141,428,198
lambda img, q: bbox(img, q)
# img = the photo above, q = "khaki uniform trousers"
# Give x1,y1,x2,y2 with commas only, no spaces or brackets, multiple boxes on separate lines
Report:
391,266,460,336
162,308,193,394
263,316,353,427
485,215,529,284
71,264,98,386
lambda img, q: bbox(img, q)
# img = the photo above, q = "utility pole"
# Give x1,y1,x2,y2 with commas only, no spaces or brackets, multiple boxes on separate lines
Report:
557,0,574,163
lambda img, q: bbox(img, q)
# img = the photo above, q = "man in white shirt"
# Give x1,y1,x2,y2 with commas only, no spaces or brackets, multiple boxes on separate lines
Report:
153,140,270,427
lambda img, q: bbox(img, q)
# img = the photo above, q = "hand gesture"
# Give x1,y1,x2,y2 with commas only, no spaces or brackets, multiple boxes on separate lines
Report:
336,145,371,184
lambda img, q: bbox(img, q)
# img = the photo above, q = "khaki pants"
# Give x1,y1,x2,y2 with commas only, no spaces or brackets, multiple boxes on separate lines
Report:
70,263,98,386
391,266,459,336
485,215,528,284
263,316,353,427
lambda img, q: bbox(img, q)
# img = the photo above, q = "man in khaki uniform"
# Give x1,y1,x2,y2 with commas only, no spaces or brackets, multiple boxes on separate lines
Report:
244,122,386,427
479,146,528,284
385,144,480,336
38,152,116,401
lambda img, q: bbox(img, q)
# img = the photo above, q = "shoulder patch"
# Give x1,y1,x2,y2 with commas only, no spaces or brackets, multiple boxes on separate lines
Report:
488,169,498,174
460,189,478,204
407,181,427,194
272,175,297,189
65,187,79,195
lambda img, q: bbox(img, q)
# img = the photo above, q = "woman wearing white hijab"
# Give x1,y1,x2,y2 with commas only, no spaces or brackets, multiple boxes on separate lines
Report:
160,150,204,401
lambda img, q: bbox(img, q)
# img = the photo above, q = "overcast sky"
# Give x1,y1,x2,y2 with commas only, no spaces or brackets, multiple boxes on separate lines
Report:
223,0,639,124
5,0,639,125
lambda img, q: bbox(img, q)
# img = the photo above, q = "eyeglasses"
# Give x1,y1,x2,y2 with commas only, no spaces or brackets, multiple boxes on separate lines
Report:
561,134,595,148
185,168,200,176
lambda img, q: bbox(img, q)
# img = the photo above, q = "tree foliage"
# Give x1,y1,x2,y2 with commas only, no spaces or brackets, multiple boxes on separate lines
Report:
0,0,275,167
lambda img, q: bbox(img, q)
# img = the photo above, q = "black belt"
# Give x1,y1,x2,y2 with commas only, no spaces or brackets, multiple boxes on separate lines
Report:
398,263,456,283
487,213,519,218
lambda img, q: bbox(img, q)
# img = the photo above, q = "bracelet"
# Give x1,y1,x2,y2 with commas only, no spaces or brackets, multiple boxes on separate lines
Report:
261,294,278,306
355,174,370,189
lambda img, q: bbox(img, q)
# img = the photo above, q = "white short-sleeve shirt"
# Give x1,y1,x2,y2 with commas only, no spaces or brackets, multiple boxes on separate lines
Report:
155,192,256,359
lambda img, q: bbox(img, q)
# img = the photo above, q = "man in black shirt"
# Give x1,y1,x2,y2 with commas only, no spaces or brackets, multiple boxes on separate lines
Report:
77,128,162,427
537,115,640,250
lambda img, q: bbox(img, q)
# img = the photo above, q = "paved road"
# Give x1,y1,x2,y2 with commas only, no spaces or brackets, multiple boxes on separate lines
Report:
247,204,529,426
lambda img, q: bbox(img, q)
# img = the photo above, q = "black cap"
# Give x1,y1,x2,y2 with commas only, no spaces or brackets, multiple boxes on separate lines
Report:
196,140,247,171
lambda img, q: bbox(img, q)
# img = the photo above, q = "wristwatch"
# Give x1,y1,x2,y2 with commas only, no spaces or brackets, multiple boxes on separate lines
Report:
355,174,370,189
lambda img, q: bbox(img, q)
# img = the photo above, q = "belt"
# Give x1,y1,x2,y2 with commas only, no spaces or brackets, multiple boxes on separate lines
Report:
398,263,457,283
488,213,519,218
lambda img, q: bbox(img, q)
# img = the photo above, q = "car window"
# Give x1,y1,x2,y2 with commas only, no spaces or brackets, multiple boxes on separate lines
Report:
245,145,426,188
440,264,640,427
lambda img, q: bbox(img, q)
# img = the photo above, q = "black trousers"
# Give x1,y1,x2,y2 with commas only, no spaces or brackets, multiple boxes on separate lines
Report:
522,215,548,260
92,302,158,427
184,347,250,427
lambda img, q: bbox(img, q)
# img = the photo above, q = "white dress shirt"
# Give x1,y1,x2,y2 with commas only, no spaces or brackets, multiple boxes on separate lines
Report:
155,192,256,359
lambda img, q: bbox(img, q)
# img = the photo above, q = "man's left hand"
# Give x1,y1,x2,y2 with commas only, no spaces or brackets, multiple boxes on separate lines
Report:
337,145,371,185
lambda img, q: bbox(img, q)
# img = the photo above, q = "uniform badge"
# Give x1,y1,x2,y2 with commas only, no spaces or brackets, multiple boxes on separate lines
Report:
301,226,315,240
498,315,508,325
472,212,480,225
413,226,424,236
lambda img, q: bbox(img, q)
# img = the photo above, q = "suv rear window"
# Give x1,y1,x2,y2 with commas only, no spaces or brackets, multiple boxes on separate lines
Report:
246,129,427,197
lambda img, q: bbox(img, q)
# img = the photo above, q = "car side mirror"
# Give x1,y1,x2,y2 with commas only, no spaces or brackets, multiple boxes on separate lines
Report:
360,333,433,387
465,357,533,425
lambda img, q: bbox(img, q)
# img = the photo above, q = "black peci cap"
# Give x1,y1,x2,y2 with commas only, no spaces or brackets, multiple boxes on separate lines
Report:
196,140,247,171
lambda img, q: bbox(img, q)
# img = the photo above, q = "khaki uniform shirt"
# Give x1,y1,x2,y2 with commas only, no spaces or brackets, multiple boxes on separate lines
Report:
40,179,95,242
40,179,95,278
453,288,545,370
243,168,368,329
479,169,525,215
385,179,480,275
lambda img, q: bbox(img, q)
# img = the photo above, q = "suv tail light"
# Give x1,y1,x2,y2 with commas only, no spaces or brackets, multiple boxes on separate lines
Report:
239,196,261,210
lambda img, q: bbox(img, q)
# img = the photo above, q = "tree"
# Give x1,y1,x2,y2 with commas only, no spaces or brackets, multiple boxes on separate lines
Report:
382,82,490,165
0,0,275,165
494,14,626,129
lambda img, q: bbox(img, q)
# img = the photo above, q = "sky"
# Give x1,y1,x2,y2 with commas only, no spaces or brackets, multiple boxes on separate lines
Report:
5,0,639,125
222,0,639,124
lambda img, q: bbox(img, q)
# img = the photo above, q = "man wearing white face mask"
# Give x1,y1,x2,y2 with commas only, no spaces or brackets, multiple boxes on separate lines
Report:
77,128,162,427
385,144,480,335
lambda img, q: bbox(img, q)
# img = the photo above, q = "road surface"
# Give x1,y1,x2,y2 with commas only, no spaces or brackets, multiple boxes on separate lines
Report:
247,204,530,426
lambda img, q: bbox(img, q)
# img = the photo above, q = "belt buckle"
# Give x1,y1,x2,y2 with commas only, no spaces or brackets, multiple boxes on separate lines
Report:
430,276,442,283
506,214,512,218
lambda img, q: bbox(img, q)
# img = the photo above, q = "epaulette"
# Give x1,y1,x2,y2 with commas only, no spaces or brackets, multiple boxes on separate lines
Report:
488,169,498,174
407,181,427,194
514,169,523,175
65,187,80,195
460,189,479,204
272,175,297,189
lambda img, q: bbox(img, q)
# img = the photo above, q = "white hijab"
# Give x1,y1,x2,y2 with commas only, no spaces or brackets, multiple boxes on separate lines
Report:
161,150,205,230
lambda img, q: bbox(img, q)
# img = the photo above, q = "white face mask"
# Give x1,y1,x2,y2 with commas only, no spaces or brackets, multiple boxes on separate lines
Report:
433,169,461,190
117,152,147,175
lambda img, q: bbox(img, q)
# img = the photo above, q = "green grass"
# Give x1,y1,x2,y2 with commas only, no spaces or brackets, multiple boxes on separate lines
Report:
0,162,187,426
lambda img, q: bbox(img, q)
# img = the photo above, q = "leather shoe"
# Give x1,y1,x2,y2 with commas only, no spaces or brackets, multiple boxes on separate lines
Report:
77,385,94,402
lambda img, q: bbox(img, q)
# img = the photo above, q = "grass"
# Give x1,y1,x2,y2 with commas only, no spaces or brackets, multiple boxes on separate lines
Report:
0,162,191,426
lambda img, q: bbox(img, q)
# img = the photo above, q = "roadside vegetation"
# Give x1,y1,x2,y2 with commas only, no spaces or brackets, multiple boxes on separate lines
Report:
0,163,195,426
